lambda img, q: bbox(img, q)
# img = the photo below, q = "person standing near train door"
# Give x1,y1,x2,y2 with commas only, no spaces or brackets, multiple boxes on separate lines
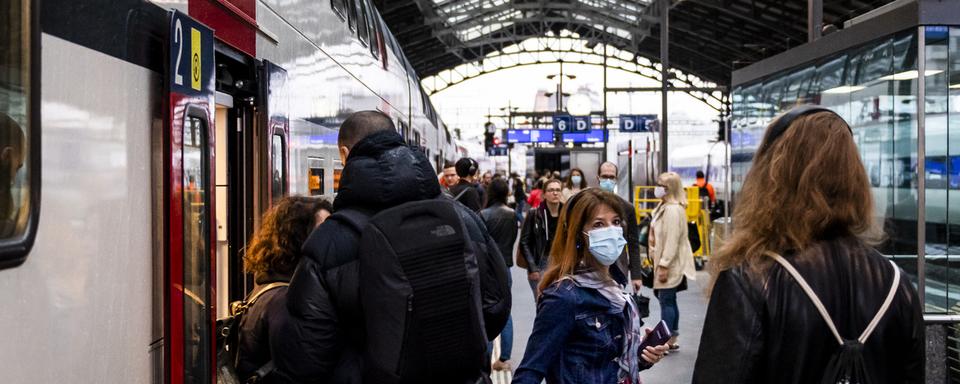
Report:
273,111,510,384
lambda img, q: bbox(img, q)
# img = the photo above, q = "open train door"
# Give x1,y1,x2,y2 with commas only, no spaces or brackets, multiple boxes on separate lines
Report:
165,10,217,384
259,61,289,208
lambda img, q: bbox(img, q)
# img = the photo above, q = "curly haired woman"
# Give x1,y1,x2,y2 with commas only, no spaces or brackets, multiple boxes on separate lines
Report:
236,196,331,383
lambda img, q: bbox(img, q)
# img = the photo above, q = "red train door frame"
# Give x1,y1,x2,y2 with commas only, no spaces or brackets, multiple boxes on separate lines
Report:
261,61,289,204
166,10,217,384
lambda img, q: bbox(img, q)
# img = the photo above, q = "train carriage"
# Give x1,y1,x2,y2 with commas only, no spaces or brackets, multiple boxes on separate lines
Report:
0,0,454,382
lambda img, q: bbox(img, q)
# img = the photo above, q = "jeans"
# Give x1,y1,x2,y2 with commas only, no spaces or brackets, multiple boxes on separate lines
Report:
514,200,526,225
488,271,514,361
528,276,540,300
657,287,680,335
488,316,514,361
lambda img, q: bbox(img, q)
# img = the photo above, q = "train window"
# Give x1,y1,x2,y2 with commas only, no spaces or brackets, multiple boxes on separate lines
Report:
0,0,38,270
346,0,357,32
333,169,342,193
367,0,380,58
182,115,211,384
355,0,369,47
271,134,286,201
308,157,324,196
331,0,347,20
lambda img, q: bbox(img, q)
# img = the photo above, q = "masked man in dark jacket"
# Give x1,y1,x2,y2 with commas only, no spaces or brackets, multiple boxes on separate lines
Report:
272,111,511,383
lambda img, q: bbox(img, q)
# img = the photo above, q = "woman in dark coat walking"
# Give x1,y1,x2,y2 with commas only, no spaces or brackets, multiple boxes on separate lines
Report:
693,107,924,383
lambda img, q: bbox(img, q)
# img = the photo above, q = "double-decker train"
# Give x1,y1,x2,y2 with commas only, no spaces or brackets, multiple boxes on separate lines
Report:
0,0,456,382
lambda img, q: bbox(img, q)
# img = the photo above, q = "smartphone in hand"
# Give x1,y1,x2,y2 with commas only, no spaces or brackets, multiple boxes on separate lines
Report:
639,320,672,351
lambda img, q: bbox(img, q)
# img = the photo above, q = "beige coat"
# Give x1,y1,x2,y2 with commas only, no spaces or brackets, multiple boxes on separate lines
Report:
649,202,696,289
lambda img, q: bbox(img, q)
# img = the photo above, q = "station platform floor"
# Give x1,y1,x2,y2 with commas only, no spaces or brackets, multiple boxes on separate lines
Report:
496,265,711,383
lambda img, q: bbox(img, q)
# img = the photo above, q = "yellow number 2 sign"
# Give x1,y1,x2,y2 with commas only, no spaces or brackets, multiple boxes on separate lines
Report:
190,27,201,91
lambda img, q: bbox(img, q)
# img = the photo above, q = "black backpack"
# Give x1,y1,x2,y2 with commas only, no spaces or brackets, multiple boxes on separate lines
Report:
216,282,289,384
766,251,901,384
334,198,488,384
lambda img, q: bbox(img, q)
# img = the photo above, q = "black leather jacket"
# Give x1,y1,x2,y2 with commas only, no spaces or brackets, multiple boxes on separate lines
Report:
693,237,924,384
519,203,560,272
273,131,511,383
481,203,517,268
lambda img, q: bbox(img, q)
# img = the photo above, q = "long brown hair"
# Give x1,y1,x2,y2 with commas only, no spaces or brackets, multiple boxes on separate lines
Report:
564,168,587,189
711,111,879,282
539,188,626,293
244,196,331,275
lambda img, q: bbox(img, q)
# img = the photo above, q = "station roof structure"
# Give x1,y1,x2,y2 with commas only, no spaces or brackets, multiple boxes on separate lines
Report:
373,0,896,87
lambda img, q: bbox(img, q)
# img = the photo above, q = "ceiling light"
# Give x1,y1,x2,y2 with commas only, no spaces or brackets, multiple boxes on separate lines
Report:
877,70,943,81
822,85,865,94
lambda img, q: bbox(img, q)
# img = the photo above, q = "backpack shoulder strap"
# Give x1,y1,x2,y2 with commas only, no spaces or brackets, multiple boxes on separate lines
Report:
764,252,901,346
246,282,290,307
858,260,900,344
453,187,469,202
764,251,844,345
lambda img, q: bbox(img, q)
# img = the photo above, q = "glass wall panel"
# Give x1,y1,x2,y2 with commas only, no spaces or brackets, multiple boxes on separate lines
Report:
889,31,919,284
925,26,953,312
947,27,960,314
849,38,894,251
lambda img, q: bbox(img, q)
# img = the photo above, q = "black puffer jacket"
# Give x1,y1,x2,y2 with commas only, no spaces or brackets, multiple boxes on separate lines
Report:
693,237,924,384
272,130,511,383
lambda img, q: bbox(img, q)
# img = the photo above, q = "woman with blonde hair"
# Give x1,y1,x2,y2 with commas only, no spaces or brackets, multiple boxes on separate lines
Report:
513,188,668,384
692,106,923,383
236,196,331,383
649,171,695,351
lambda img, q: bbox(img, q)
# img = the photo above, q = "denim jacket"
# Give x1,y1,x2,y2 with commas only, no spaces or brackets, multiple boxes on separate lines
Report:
513,279,626,384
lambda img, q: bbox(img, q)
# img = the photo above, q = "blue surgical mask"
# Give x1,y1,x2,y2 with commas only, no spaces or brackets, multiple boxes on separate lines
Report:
571,175,582,185
599,179,616,192
584,226,627,266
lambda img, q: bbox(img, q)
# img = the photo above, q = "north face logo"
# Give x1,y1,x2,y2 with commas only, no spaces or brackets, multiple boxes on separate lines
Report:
430,225,456,237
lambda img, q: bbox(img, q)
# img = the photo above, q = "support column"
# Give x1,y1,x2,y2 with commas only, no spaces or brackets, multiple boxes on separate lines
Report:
917,26,926,305
808,0,822,42
603,37,609,162
659,0,669,172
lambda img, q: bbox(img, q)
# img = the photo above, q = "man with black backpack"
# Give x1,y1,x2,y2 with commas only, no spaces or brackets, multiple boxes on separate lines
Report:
449,157,484,212
273,111,511,384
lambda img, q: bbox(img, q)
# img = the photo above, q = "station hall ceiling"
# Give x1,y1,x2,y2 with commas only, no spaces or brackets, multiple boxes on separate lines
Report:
373,0,897,87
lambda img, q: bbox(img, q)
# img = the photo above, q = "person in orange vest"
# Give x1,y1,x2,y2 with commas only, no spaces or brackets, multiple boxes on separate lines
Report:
694,171,716,208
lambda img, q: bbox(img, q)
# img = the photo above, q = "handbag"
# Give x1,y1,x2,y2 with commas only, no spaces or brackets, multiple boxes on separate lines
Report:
631,293,651,319
639,255,654,289
638,215,651,248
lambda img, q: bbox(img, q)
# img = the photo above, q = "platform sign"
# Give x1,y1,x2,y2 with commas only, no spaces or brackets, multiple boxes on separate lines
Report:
619,114,658,132
487,145,508,156
553,114,574,134
506,129,554,143
169,10,214,96
572,115,591,133
562,129,607,143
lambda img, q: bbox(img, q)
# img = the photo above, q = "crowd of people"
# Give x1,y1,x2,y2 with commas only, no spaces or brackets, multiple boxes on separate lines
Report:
226,107,924,384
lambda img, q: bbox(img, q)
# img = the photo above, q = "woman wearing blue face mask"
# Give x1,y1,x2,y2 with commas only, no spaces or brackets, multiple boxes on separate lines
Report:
649,172,695,351
561,167,587,203
513,188,669,384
